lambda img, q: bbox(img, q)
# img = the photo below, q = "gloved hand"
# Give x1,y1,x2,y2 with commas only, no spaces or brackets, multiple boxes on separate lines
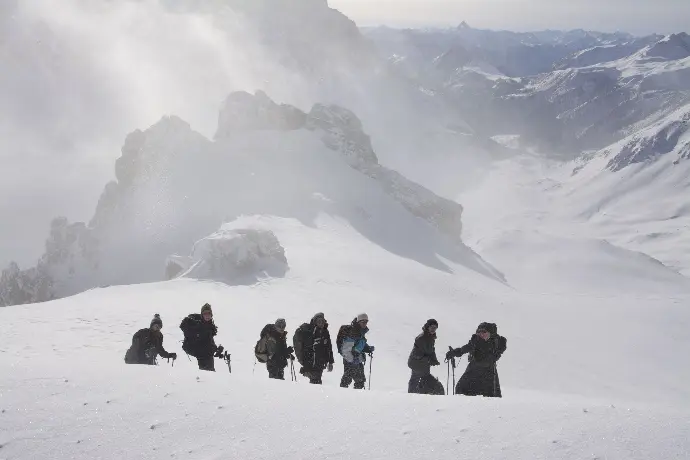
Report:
216,345,224,354
366,345,375,353
169,353,177,360
327,363,334,372
445,350,455,361
286,346,294,354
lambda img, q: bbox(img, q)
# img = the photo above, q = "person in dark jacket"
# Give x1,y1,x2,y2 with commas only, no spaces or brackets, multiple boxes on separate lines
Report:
446,322,507,397
293,312,335,384
124,314,177,365
338,313,374,389
180,303,221,371
260,318,294,379
407,318,440,393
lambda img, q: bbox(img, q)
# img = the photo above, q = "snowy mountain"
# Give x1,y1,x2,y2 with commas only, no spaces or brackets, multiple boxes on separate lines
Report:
362,23,642,79
365,26,690,154
3,10,690,460
0,0,502,267
0,91,500,307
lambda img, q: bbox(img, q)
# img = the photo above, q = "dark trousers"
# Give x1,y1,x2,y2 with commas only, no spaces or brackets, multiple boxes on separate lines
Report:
197,356,215,372
303,369,324,384
268,364,285,380
408,371,427,393
340,361,366,389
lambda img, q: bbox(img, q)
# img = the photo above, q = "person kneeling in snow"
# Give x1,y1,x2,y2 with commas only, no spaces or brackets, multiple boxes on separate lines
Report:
180,303,221,371
124,314,177,365
293,312,335,384
446,322,507,397
337,313,374,389
408,319,442,394
256,318,294,380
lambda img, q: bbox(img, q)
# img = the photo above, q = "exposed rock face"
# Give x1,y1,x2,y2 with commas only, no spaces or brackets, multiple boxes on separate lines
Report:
215,91,307,138
606,107,690,171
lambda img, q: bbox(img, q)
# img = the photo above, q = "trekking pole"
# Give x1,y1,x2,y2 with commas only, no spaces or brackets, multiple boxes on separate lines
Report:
446,359,450,395
223,351,232,374
448,346,456,395
368,353,373,390
290,356,297,382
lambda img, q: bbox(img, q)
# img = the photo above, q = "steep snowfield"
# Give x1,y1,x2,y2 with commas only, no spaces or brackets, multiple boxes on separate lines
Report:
1,211,690,459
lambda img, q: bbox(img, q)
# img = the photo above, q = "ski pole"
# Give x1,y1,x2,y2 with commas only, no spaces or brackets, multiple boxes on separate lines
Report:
446,359,450,395
368,353,373,390
448,346,456,395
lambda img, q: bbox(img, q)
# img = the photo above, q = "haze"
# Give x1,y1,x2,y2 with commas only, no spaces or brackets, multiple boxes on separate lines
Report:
331,0,690,34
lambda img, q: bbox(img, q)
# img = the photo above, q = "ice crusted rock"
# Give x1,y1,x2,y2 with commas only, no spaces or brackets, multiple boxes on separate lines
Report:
166,226,288,284
0,261,53,307
306,104,379,165
215,91,306,138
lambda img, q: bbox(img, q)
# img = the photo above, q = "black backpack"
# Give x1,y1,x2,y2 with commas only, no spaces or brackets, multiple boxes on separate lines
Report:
336,324,352,355
293,324,310,365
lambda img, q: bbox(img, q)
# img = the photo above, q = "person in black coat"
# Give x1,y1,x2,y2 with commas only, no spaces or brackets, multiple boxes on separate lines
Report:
180,303,221,371
407,319,440,393
446,322,507,397
293,312,335,384
260,318,293,379
124,314,176,365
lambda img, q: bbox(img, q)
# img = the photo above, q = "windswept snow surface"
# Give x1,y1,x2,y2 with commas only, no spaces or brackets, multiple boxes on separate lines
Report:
2,211,690,459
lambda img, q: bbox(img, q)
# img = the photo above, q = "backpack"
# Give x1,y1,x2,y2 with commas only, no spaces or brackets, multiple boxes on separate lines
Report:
255,335,270,363
293,324,309,365
336,324,352,355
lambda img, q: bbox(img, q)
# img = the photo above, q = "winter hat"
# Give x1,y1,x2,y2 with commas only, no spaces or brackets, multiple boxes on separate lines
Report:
150,314,163,328
476,322,493,334
356,313,369,322
200,303,213,315
275,318,286,329
424,318,438,330
312,312,325,321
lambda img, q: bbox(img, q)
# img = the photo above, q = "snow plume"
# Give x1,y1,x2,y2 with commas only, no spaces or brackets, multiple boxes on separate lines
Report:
0,0,343,268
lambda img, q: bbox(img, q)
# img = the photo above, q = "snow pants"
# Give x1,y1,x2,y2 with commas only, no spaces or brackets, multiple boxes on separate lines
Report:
340,361,366,389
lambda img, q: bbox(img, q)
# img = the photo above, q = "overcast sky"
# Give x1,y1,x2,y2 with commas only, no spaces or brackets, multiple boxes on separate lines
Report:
330,0,690,35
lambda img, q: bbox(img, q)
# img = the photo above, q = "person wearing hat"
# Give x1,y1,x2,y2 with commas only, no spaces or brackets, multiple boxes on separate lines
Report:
180,303,220,371
445,322,507,397
258,318,294,379
293,312,335,384
124,314,177,365
407,319,440,393
337,313,375,389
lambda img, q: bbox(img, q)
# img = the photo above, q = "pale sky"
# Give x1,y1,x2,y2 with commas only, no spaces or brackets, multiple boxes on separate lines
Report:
330,0,690,35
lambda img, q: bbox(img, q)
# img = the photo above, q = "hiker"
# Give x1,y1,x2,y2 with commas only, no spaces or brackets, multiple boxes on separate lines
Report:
337,313,374,389
407,318,441,394
124,314,177,365
256,318,294,380
180,303,221,371
445,322,507,397
293,312,335,384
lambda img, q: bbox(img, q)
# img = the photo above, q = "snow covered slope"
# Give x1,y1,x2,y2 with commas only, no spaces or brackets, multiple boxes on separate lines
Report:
459,105,690,283
1,224,689,459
